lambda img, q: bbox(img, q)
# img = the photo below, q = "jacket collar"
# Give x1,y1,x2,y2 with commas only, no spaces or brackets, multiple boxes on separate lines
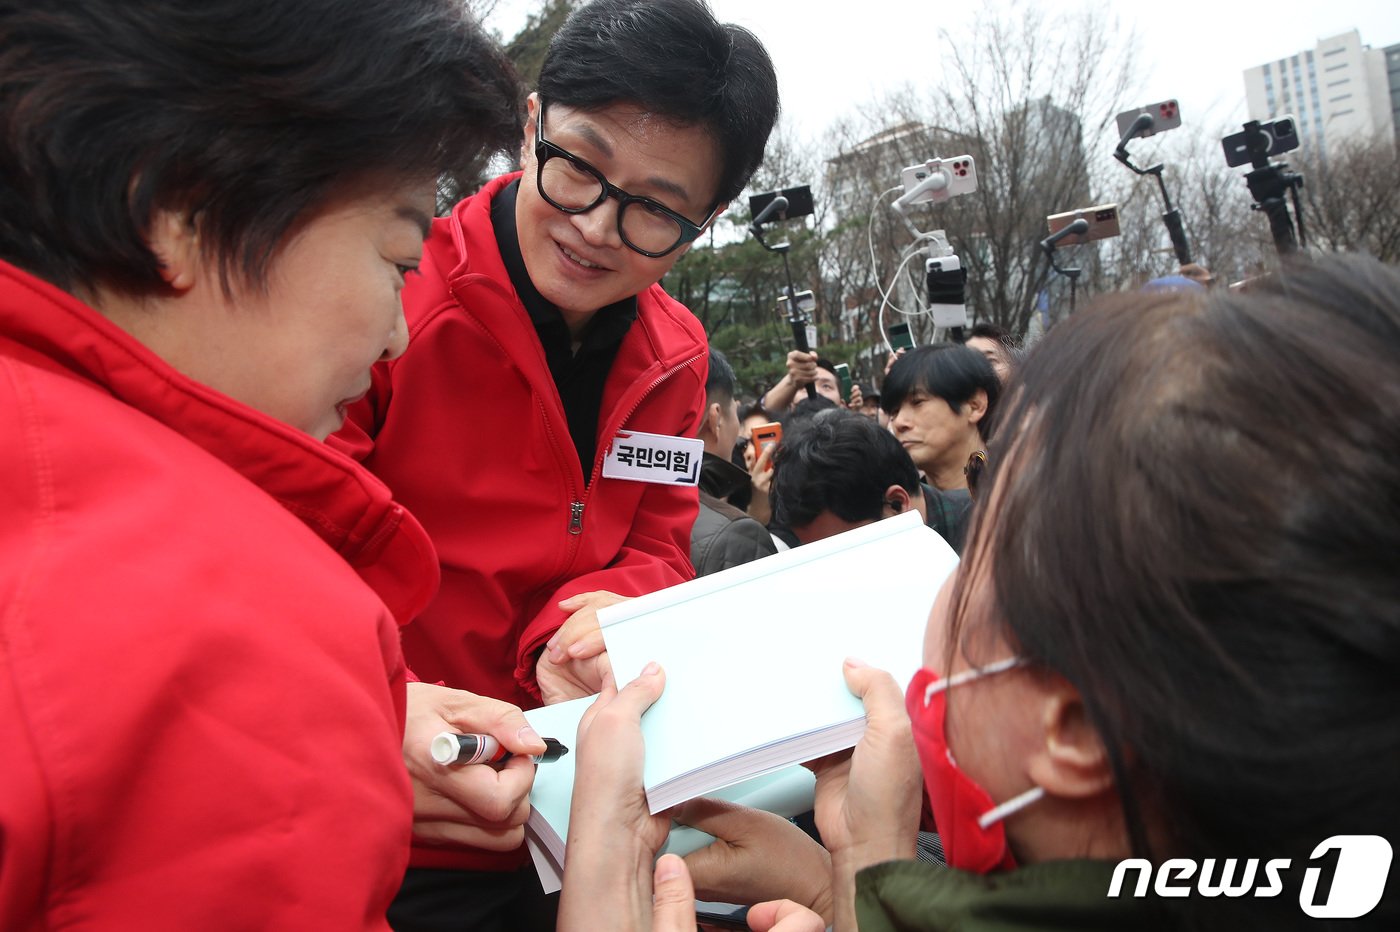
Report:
0,259,438,623
699,451,750,500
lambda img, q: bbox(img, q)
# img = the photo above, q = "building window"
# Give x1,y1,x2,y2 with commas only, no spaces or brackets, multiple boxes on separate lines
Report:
1323,46,1345,57
1333,108,1355,117
1330,93,1353,103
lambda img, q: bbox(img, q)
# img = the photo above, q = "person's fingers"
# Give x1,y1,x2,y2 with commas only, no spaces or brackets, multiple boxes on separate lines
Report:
603,661,664,721
746,899,827,932
437,694,545,757
565,627,606,659
841,657,908,733
422,754,536,820
651,855,698,932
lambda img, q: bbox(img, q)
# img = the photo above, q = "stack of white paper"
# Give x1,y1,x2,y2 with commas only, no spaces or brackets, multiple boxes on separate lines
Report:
598,511,956,813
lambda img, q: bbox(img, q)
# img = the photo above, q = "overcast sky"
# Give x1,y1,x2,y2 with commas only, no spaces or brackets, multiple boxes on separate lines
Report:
484,0,1396,150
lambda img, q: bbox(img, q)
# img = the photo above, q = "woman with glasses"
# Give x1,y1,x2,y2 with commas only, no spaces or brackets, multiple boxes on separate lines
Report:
329,0,780,926
0,0,521,926
606,254,1400,930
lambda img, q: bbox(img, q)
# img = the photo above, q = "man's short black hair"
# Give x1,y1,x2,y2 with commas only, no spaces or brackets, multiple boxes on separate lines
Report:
771,409,921,530
880,344,1001,440
537,0,779,205
0,0,522,296
965,322,1017,347
706,347,736,404
815,356,840,378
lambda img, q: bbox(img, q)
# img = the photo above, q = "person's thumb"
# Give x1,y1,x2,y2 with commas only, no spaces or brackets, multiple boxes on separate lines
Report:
651,854,697,931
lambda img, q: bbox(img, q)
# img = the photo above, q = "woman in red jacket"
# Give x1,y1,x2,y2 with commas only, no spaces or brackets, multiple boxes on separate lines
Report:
0,1,532,927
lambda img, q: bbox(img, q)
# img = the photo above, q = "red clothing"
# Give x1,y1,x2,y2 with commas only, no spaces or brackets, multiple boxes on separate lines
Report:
334,173,706,871
0,259,438,929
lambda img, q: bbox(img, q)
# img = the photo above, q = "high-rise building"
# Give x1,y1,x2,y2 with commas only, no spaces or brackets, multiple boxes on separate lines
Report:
1243,29,1395,156
1386,42,1400,141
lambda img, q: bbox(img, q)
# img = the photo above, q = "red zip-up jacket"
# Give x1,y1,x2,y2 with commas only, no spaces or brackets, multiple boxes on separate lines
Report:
0,259,438,929
334,173,706,871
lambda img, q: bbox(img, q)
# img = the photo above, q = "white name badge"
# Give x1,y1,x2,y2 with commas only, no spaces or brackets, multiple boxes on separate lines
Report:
602,430,703,486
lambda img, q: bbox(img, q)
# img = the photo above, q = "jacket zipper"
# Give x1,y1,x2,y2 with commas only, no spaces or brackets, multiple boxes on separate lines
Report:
562,350,704,549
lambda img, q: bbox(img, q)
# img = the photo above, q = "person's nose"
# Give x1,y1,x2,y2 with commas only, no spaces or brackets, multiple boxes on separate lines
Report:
572,196,624,250
383,306,409,361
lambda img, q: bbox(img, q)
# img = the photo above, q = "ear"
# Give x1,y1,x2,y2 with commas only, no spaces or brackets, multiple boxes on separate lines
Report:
698,401,722,441
146,208,200,292
1025,681,1116,800
521,92,541,163
883,484,913,514
964,388,989,426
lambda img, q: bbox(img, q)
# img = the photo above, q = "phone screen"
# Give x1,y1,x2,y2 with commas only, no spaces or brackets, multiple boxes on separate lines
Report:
889,322,915,352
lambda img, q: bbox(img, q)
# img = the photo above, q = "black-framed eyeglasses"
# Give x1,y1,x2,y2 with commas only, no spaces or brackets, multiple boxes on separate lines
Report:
534,102,719,258
965,450,989,502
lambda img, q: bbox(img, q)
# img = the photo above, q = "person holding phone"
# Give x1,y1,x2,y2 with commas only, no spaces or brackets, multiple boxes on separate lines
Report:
762,352,865,412
0,0,524,926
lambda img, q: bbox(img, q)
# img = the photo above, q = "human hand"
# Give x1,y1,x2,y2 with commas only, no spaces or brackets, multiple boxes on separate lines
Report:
678,798,834,923
558,664,670,931
403,682,541,849
785,350,820,387
746,898,828,932
537,591,626,704
747,444,774,526
653,856,826,932
846,382,864,411
883,349,905,377
807,658,920,864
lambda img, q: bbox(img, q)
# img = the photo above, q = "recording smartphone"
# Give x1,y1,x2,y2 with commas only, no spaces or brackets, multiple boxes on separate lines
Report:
751,421,782,470
1221,116,1300,167
1114,99,1182,140
748,185,815,223
899,155,977,205
889,322,915,352
1045,204,1122,245
833,363,853,403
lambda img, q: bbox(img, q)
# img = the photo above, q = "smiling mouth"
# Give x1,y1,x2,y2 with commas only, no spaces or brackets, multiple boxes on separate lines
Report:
558,242,605,270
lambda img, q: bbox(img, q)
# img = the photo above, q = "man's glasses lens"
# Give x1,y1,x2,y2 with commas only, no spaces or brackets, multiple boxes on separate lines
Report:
537,153,688,256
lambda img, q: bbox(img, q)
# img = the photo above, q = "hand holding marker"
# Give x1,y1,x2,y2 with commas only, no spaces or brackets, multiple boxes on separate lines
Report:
431,731,569,766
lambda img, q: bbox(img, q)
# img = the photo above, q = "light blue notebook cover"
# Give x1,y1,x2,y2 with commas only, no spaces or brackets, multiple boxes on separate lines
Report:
522,696,815,894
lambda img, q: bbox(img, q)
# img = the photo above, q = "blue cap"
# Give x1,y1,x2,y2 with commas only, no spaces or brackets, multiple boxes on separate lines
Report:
1142,275,1205,293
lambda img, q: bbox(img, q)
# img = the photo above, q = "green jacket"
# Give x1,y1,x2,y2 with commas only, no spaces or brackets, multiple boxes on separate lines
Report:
855,859,1172,932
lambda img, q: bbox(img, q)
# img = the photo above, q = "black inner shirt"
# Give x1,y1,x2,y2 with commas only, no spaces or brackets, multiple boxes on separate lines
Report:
491,179,637,486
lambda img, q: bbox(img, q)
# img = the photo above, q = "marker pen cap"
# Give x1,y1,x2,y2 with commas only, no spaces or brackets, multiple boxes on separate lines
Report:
430,731,500,765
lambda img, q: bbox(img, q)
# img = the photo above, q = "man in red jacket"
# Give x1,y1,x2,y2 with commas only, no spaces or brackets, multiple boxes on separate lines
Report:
333,0,780,925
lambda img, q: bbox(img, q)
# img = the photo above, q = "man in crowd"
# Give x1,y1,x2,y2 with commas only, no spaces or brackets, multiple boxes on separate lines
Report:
762,349,863,411
769,409,966,552
880,344,1000,551
961,322,1018,385
692,348,779,574
332,0,780,926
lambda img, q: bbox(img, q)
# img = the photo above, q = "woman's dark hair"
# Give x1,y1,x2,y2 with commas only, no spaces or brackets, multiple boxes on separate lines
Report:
880,343,1001,441
954,255,1400,911
772,409,921,531
0,0,522,296
536,0,779,205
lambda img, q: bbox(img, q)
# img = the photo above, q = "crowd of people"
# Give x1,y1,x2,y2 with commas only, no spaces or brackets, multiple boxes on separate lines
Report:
1,0,1395,930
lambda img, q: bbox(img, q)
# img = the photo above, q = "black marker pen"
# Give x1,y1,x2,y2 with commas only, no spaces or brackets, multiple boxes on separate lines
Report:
429,731,568,766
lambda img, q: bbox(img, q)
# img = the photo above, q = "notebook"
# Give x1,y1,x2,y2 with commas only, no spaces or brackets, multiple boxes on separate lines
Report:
521,695,816,895
598,510,956,813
